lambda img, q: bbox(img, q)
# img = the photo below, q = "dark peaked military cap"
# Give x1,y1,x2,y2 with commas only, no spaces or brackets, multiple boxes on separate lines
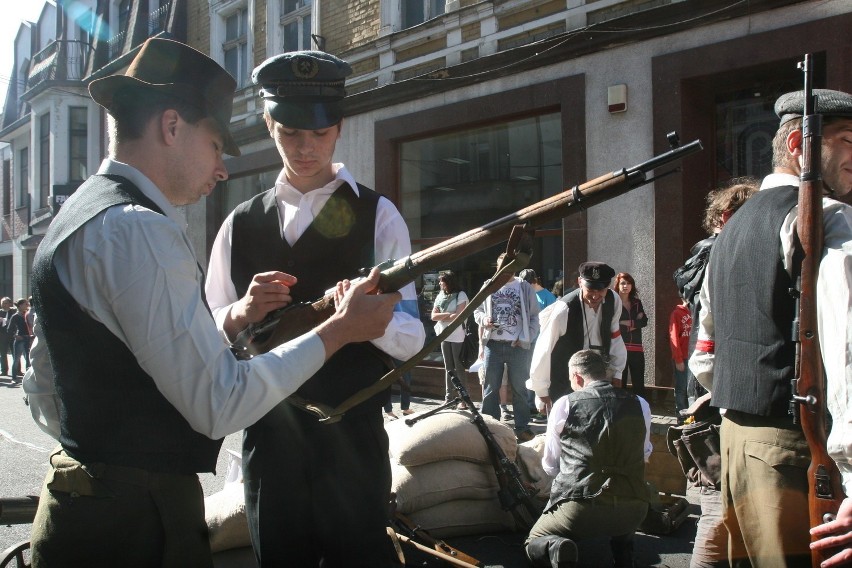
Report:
253,51,353,130
775,88,852,125
578,262,615,290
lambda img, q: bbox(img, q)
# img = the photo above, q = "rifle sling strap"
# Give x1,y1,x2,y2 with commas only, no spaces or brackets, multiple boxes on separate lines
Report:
287,229,533,423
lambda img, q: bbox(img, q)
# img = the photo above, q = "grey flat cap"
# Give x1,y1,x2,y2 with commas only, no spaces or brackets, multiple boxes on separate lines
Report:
775,88,852,125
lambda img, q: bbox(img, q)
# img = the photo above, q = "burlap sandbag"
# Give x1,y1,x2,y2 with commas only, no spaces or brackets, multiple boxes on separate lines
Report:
386,409,517,466
391,459,499,514
407,498,518,539
204,482,251,553
516,439,553,500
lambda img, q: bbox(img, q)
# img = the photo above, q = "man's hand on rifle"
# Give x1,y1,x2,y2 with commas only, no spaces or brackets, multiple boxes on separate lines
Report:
811,496,852,566
317,267,400,358
224,271,296,340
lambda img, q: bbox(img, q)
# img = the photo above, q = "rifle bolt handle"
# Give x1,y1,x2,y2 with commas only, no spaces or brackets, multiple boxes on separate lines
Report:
824,513,837,524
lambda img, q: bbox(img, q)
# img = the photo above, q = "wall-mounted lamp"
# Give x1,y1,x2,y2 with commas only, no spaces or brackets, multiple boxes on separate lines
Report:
608,84,627,113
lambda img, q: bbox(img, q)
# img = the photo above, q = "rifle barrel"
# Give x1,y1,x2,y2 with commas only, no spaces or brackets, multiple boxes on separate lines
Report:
379,138,703,292
238,137,703,355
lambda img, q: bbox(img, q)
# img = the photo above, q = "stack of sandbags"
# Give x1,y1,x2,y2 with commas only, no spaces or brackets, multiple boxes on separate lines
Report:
385,409,553,538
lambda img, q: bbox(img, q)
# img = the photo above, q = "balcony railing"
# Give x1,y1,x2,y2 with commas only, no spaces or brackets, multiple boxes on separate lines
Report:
26,40,90,90
149,2,171,35
107,30,127,61
105,1,173,62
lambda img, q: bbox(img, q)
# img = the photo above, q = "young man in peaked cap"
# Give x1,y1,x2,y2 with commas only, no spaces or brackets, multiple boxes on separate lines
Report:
690,88,852,566
205,50,424,567
25,39,400,567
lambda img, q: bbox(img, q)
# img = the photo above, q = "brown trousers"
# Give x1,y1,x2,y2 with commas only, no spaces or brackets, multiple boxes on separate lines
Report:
31,448,212,568
720,412,811,567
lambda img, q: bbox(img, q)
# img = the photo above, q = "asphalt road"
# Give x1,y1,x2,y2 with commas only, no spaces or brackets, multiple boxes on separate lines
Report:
1,378,699,567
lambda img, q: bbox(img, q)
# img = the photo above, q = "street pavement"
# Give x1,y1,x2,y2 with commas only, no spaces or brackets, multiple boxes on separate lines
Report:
1,378,699,567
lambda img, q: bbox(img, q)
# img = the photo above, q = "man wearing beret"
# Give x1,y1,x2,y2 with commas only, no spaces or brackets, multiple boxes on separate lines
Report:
205,51,424,567
24,39,401,567
528,261,627,413
690,88,852,566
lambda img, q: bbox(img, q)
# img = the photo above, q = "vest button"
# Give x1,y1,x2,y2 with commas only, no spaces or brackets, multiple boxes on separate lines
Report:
287,260,295,268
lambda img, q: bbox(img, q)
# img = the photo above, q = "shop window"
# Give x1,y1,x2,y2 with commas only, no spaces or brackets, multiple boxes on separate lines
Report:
400,113,563,353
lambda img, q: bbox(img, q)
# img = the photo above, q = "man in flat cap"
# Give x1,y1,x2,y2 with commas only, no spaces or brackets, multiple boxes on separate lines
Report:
205,51,424,567
690,87,852,566
24,39,401,567
528,261,627,414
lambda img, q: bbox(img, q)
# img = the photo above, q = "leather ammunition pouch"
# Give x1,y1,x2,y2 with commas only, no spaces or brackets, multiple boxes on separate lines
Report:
666,414,722,488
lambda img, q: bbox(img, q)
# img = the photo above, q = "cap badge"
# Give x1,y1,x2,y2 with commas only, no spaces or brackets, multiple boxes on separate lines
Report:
292,56,320,79
591,267,600,279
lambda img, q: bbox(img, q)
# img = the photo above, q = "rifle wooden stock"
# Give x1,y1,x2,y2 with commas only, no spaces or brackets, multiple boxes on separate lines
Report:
792,54,844,567
392,511,483,567
234,137,702,356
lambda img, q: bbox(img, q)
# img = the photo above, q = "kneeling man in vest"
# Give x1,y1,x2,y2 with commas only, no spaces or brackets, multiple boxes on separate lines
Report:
525,350,652,568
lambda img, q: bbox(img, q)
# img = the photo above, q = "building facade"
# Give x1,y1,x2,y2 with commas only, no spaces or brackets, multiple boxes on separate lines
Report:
0,0,182,301
2,0,850,393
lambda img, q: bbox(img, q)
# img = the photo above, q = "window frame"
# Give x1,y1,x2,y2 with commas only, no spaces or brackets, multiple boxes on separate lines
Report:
223,7,249,88
68,106,88,183
211,0,254,91
17,147,29,208
401,0,445,30
280,0,312,52
38,112,50,208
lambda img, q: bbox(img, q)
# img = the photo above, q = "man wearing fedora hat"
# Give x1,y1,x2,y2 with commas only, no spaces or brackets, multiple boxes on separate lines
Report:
528,261,627,413
205,50,424,567
690,88,852,566
24,38,401,567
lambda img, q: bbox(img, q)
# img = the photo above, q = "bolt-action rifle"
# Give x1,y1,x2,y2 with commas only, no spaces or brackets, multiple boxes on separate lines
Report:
403,372,543,531
450,372,542,530
232,133,702,358
789,53,844,567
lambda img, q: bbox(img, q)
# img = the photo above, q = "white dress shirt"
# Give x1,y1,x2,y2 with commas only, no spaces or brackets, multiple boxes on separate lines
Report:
24,159,329,441
205,163,424,361
689,172,852,494
541,383,652,478
527,294,627,397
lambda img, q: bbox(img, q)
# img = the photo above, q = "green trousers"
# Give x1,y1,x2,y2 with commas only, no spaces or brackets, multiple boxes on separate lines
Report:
30,448,212,568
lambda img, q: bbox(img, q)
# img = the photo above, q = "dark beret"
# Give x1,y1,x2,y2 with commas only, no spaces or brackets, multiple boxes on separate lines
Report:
775,89,852,126
252,51,353,130
578,262,615,290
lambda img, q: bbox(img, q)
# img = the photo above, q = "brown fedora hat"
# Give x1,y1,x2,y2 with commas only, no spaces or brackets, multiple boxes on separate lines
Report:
89,38,240,156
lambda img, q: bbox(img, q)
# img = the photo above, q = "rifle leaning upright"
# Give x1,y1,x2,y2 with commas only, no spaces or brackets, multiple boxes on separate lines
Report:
234,133,702,357
789,53,844,567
